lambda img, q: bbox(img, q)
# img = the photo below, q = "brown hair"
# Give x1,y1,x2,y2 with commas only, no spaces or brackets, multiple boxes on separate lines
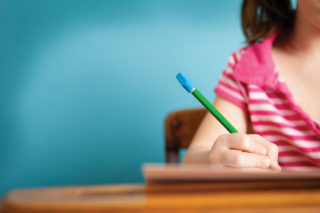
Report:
241,0,295,44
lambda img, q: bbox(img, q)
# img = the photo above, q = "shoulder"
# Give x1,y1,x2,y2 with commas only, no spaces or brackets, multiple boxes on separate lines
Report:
226,34,278,89
224,48,246,75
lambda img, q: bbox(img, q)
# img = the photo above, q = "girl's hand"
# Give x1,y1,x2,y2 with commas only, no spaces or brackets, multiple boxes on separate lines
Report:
208,133,281,171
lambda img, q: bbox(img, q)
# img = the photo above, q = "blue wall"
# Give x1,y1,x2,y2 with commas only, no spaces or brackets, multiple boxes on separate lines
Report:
0,0,243,197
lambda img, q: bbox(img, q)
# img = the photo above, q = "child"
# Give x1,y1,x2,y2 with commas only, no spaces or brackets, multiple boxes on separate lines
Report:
184,0,320,170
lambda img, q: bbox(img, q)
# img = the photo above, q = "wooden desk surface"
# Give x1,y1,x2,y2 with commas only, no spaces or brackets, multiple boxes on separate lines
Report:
2,180,320,213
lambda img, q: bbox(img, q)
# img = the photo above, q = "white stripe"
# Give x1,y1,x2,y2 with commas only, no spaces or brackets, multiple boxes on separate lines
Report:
251,118,303,130
248,85,280,94
236,80,248,103
249,91,282,99
249,92,269,99
250,97,288,105
224,66,233,74
308,152,320,159
248,85,260,89
278,75,285,83
263,135,320,148
218,84,244,102
228,55,235,66
235,50,243,61
251,115,306,126
220,74,238,88
249,104,295,115
254,125,314,136
277,146,320,159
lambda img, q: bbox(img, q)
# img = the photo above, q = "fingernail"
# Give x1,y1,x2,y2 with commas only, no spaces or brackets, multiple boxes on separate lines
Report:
272,164,281,171
260,148,267,155
262,158,271,168
277,164,282,170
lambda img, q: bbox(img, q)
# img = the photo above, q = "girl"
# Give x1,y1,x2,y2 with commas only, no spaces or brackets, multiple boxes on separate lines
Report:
184,0,320,170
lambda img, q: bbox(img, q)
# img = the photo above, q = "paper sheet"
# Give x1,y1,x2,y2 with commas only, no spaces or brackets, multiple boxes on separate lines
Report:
142,163,320,182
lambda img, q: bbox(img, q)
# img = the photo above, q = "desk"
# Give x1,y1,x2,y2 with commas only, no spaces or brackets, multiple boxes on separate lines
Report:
2,180,320,212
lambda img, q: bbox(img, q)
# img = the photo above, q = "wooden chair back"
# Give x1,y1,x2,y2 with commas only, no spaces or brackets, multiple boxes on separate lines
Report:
165,108,207,163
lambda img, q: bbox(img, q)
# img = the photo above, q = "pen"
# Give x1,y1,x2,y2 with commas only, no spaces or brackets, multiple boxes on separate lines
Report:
176,72,238,133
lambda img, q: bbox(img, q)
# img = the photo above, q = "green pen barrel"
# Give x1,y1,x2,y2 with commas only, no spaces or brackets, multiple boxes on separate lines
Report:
192,89,238,133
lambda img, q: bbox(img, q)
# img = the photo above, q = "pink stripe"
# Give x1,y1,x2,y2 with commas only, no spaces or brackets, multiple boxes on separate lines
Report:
232,53,238,64
279,150,305,157
273,104,292,110
249,95,287,103
266,93,285,99
219,81,243,95
227,63,235,70
258,130,317,140
249,99,271,104
222,72,235,79
214,88,246,110
271,140,291,146
279,151,320,165
248,89,286,99
272,140,320,152
252,121,310,131
225,53,238,70
283,114,304,120
249,99,286,104
248,88,286,94
221,72,238,84
250,110,296,117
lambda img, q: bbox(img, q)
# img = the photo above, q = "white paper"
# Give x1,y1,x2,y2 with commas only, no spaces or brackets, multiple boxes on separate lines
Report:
142,163,320,182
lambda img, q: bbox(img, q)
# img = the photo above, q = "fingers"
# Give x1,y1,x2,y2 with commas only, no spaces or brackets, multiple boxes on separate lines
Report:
225,133,267,156
250,134,281,171
214,133,281,171
222,149,271,169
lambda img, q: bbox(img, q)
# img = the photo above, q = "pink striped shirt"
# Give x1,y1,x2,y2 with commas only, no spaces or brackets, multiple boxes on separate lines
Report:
214,34,320,170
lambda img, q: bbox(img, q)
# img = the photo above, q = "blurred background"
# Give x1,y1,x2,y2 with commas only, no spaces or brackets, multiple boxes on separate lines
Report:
0,0,244,197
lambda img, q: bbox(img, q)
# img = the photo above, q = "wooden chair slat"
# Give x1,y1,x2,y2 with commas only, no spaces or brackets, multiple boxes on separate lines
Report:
165,108,206,163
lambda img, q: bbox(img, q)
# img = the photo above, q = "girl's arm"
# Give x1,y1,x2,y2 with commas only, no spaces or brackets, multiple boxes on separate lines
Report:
183,95,281,170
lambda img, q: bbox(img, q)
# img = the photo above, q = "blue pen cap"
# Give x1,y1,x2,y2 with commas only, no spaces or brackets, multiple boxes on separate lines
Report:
176,72,195,93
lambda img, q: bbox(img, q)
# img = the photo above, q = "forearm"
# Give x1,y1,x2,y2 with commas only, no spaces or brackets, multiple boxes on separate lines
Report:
183,146,211,164
183,96,248,165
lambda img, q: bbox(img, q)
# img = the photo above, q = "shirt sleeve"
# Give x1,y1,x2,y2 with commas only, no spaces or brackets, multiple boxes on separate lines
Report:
214,50,248,110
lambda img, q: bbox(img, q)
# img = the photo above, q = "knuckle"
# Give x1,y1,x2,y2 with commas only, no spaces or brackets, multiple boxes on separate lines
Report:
252,134,262,139
209,149,225,164
238,133,248,141
215,134,227,146
208,151,220,164
207,153,216,164
237,132,247,139
241,137,251,150
231,153,244,166
270,143,279,153
252,134,265,143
